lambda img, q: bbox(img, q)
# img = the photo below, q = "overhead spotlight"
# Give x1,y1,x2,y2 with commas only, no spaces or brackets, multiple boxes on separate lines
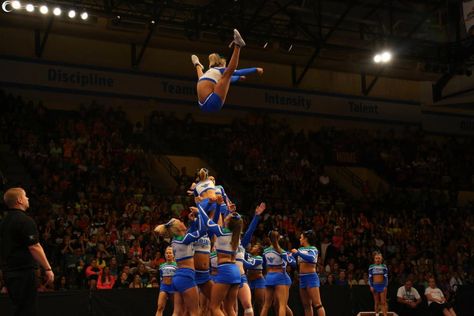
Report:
373,50,392,64
53,7,61,16
12,1,21,9
263,41,268,49
68,10,76,18
381,51,392,63
39,5,48,14
25,4,34,12
80,12,88,20
116,15,121,19
151,20,156,24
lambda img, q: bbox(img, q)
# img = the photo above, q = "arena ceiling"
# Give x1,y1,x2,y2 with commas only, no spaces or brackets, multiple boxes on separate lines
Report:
2,0,474,92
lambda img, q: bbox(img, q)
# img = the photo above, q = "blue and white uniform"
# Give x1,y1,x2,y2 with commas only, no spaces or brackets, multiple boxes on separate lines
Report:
194,179,216,197
198,205,241,285
262,246,292,287
171,220,205,293
245,254,266,290
159,261,177,293
368,263,388,293
193,234,212,285
236,213,261,288
292,246,320,288
197,67,258,112
194,179,216,213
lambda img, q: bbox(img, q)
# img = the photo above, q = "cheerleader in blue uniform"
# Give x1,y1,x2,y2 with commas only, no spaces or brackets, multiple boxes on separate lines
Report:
188,207,218,314
291,230,326,316
193,194,231,314
191,29,263,112
156,246,177,316
234,202,266,316
368,252,389,316
154,214,206,316
246,243,265,315
193,168,218,214
261,230,293,316
197,204,243,316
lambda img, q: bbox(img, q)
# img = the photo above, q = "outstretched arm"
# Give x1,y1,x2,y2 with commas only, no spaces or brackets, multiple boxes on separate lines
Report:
241,202,266,248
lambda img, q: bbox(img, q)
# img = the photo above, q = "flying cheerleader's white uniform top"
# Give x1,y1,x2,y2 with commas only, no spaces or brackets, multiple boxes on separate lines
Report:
193,179,216,197
199,67,226,84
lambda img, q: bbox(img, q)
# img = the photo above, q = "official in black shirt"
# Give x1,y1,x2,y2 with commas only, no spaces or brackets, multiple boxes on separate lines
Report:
0,187,54,316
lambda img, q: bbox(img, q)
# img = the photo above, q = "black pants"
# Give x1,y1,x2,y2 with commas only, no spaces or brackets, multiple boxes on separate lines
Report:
4,269,38,316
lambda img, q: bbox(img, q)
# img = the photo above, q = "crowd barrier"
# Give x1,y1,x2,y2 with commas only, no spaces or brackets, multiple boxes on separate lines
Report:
1,285,473,316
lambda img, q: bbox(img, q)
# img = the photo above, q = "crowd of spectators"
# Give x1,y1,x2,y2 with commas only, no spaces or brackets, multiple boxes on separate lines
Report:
0,92,191,292
146,111,474,297
315,127,474,191
0,91,473,314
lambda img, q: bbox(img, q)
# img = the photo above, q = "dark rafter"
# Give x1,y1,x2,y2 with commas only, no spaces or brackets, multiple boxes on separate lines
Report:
295,2,356,85
35,16,54,58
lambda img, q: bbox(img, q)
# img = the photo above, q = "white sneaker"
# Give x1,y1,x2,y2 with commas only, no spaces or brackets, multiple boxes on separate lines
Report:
191,55,204,69
228,29,246,48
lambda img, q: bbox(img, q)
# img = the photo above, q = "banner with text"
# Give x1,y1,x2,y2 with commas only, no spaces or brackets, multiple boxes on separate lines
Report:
422,112,474,136
0,57,422,125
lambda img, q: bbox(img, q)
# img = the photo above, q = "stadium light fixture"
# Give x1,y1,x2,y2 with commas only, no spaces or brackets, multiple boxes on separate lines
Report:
12,1,21,10
39,5,48,14
373,51,392,64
